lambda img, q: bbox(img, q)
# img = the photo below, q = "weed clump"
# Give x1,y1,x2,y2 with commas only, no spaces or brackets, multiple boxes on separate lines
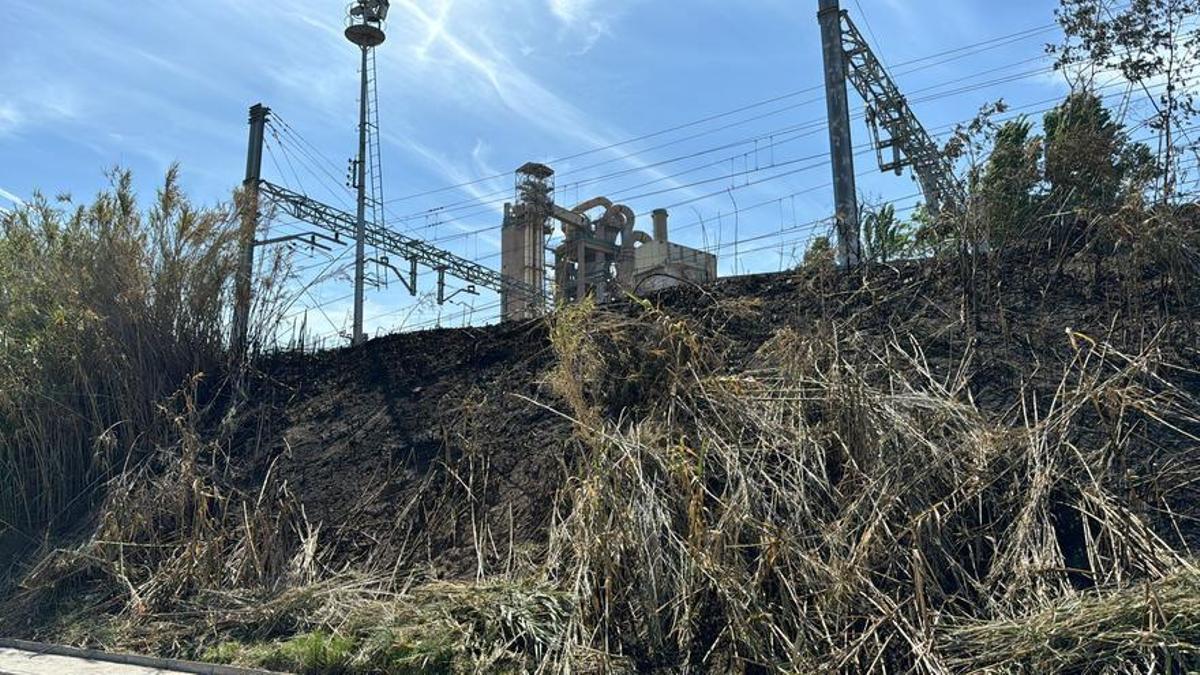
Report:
541,303,1200,671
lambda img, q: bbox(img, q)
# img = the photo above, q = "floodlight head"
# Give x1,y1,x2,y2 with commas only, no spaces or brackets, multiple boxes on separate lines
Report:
345,0,388,47
350,0,389,22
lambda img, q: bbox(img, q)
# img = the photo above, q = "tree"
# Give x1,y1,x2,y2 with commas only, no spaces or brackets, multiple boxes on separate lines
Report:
976,119,1041,246
1041,92,1163,242
862,203,913,263
1052,0,1200,201
801,235,835,270
919,100,1009,254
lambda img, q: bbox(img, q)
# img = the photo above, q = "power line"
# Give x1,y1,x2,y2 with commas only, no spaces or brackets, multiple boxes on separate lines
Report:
269,119,354,211
459,85,1183,268
271,16,1182,334
263,44,1077,262
389,45,1151,229
272,8,1189,342
379,21,1062,205
427,78,1161,252
389,57,1086,231
386,50,1059,220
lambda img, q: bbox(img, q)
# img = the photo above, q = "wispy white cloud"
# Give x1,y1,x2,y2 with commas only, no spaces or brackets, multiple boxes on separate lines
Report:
389,135,505,249
389,0,703,206
547,0,591,24
546,0,621,54
415,0,455,60
0,84,81,138
0,103,22,136
0,186,25,206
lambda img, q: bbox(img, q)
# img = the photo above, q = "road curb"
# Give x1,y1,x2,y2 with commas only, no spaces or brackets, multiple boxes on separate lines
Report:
0,638,287,675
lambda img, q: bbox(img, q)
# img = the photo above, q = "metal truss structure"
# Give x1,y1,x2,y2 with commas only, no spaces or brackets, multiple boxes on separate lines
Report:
839,11,967,217
258,180,545,306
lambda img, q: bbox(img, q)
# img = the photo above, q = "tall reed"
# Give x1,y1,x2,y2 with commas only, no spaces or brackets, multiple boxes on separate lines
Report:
0,167,238,538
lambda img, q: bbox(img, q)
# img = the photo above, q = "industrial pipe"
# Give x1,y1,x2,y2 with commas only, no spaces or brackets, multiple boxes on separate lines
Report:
612,204,638,285
652,208,669,242
571,196,614,217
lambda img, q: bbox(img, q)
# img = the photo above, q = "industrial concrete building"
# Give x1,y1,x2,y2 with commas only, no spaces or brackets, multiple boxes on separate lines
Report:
500,164,717,321
631,209,719,293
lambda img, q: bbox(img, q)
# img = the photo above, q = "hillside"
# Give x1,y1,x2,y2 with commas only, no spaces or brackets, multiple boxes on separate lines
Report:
232,257,1200,580
5,251,1198,672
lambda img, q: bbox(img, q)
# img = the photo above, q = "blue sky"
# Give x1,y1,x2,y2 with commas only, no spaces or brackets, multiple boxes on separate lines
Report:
1,0,1114,341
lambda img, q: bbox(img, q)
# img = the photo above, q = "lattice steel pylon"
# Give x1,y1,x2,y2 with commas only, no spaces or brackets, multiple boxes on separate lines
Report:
837,11,966,218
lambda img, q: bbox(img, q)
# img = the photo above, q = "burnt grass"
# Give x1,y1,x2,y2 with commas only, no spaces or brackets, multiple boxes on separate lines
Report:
233,254,1200,578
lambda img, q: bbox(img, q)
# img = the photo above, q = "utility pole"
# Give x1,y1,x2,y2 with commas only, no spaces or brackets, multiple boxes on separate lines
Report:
232,103,269,358
818,0,862,267
344,1,389,346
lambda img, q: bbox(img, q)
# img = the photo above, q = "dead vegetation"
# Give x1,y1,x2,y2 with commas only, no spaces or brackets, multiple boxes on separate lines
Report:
5,253,1198,672
3,170,1198,672
3,135,1200,673
537,296,1200,672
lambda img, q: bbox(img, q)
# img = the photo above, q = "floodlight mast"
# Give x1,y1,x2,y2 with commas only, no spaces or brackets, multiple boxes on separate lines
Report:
345,0,388,345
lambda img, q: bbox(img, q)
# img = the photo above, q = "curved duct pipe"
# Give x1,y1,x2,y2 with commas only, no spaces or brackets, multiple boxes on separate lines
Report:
611,204,638,285
564,196,614,238
611,204,637,245
571,196,613,218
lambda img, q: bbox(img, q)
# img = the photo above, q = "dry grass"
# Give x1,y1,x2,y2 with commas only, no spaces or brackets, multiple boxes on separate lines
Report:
3,170,1199,672
539,301,1200,672
946,567,1200,672
4,290,1198,673
0,168,238,538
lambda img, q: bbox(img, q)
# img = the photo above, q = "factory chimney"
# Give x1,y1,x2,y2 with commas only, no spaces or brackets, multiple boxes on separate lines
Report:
652,208,669,242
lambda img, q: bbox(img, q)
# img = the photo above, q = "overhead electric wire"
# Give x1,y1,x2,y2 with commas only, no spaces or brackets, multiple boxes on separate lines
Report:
271,114,356,201
266,39,1074,247
306,147,1198,339
458,90,1185,269
386,48,1058,218
380,21,1063,205
278,10,1187,342
388,56,1075,230
709,125,1200,262
713,195,923,257
267,126,312,200
269,122,355,210
425,77,1160,251
388,48,1112,229
266,19,1138,258
262,136,297,203
274,9,1180,338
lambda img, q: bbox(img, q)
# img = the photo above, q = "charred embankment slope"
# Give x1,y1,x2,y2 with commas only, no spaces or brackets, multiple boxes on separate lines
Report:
241,258,1200,576
5,255,1200,672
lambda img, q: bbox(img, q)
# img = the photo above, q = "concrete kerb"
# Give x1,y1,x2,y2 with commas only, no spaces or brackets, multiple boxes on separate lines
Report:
0,638,287,675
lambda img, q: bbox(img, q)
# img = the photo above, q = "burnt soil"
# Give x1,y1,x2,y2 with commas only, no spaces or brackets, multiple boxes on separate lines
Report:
233,256,1200,577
